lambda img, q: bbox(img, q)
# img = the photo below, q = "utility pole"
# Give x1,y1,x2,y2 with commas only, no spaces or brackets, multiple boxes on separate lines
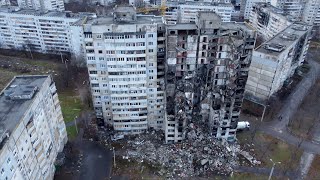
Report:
268,159,281,180
246,98,269,122
113,147,116,167
74,116,78,134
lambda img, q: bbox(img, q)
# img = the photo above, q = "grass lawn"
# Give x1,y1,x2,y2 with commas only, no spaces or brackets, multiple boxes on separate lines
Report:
307,155,320,180
287,80,320,140
66,125,78,140
237,131,302,173
0,68,19,90
230,172,269,180
58,90,83,123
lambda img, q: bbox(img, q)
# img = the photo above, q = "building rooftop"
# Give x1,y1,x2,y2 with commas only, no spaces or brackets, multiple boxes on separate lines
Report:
167,23,197,30
166,0,233,7
86,14,163,26
255,23,310,56
0,75,48,149
0,6,95,20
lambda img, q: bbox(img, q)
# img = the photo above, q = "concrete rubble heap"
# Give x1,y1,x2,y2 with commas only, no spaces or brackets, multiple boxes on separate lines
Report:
122,124,260,178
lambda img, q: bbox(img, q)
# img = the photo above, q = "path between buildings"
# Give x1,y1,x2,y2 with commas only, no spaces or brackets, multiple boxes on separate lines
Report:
256,60,320,179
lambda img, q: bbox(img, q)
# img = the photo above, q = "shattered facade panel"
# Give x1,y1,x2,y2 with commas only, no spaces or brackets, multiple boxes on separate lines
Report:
165,12,256,143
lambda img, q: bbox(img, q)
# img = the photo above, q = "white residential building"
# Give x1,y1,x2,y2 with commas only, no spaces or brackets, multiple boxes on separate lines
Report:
165,0,234,24
302,0,320,26
17,0,65,11
0,7,88,63
240,0,271,20
249,3,293,40
84,6,166,133
0,75,67,180
245,23,311,101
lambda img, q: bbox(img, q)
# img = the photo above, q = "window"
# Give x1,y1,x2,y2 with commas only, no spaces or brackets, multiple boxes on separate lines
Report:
148,42,153,45
148,49,153,53
149,63,153,66
99,57,104,61
96,34,102,39
148,34,153,38
98,50,103,54
89,71,97,74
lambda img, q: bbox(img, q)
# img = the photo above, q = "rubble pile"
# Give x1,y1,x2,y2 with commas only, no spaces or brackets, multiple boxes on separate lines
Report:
97,125,260,178
122,124,257,178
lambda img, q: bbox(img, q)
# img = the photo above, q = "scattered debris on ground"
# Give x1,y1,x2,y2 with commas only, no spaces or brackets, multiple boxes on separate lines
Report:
98,123,260,178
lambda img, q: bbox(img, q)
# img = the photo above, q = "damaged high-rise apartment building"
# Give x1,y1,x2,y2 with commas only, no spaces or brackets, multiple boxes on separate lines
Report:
84,6,256,142
165,12,256,143
84,6,166,133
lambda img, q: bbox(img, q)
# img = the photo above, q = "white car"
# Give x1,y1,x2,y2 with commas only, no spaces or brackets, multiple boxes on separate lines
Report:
111,134,124,141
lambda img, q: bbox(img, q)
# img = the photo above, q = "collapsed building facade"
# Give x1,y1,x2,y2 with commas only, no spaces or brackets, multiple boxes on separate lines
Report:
165,12,256,143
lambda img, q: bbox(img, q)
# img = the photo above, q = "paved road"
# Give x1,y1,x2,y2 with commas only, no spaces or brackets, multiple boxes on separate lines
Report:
78,140,113,180
234,166,294,177
255,60,320,179
259,60,320,154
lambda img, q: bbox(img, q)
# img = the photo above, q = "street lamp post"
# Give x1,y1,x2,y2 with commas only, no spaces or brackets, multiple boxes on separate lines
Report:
268,159,281,180
246,98,268,122
113,147,116,167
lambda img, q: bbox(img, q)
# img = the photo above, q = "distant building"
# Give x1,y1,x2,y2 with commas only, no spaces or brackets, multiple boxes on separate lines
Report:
0,75,67,180
17,0,65,11
249,3,293,40
84,6,166,133
165,0,234,24
273,0,320,26
165,12,256,143
240,0,271,20
302,0,320,26
245,23,311,101
0,7,91,64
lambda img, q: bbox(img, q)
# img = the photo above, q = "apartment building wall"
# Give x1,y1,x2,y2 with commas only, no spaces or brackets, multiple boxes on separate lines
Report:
165,1,233,24
0,75,67,180
84,7,165,133
240,0,271,19
275,0,304,20
245,23,311,101
0,8,85,62
302,0,320,26
249,3,292,40
164,12,256,143
17,0,65,11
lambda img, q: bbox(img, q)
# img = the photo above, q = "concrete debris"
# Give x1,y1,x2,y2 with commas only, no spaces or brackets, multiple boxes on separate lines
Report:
98,126,260,178
239,150,261,165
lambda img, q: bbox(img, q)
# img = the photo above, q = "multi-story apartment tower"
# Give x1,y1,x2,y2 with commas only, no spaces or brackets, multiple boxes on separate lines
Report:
249,3,292,40
16,0,65,11
165,12,256,143
165,0,234,24
302,0,320,26
240,0,271,20
274,0,304,20
84,6,166,133
0,7,89,64
0,75,67,180
245,23,311,101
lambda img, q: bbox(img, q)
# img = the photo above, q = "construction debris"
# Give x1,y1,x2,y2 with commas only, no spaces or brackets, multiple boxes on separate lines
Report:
99,124,260,178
